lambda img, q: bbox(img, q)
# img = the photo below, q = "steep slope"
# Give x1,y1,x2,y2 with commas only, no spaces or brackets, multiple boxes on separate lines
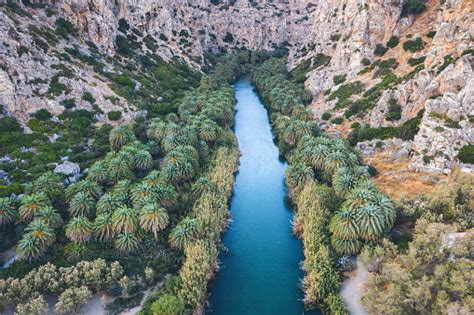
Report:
289,0,473,181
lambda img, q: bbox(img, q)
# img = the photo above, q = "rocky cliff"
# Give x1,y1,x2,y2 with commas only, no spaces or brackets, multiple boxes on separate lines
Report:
0,0,472,176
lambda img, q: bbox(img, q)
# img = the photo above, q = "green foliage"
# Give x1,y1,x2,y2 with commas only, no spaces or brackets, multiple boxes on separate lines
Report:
408,55,426,66
348,110,424,145
426,30,437,38
401,0,427,16
437,54,455,74
333,74,347,85
55,17,76,38
107,111,122,121
385,98,402,121
361,58,371,66
386,36,399,48
150,294,184,315
327,81,365,107
403,37,425,52
374,44,388,56
82,91,96,104
34,108,52,121
331,117,344,124
457,144,474,164
321,112,331,121
61,98,76,109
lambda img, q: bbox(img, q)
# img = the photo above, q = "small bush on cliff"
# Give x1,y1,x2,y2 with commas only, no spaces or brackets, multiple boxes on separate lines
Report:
386,36,400,48
401,0,427,16
403,37,425,52
458,144,474,164
374,44,388,56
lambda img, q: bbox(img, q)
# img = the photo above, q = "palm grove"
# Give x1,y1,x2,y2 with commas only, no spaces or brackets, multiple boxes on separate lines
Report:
0,52,248,314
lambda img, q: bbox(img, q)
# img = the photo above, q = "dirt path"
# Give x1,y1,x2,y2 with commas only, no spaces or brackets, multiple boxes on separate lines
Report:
340,258,369,315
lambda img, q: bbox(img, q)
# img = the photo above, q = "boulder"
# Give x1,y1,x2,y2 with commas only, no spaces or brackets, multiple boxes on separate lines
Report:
54,161,80,176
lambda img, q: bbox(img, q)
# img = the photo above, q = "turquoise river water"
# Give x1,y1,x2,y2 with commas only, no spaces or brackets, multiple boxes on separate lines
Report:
208,76,320,315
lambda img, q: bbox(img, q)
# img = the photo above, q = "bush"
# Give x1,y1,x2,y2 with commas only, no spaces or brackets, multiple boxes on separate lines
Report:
321,112,332,121
374,44,388,56
403,37,425,52
223,32,234,43
408,56,426,66
34,108,53,121
427,31,436,38
82,91,96,104
107,111,122,121
150,294,184,315
401,0,427,16
361,58,371,66
333,74,347,85
0,116,22,133
331,117,344,124
61,98,76,109
386,36,399,48
115,75,135,88
386,98,402,121
457,144,474,164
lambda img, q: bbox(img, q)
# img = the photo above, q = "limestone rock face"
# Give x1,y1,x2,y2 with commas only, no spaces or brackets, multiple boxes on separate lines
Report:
54,160,80,176
0,0,472,173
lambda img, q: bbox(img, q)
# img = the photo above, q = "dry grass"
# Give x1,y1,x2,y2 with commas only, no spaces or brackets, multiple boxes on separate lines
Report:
367,152,443,200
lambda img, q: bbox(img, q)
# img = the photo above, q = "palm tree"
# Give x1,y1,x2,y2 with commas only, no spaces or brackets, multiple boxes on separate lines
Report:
333,169,359,198
68,192,96,217
87,160,109,184
64,242,89,262
192,177,217,198
197,140,209,160
331,237,361,255
132,150,153,171
285,164,314,192
355,204,385,240
146,119,168,142
114,232,141,253
169,218,200,249
36,206,62,228
292,105,314,122
17,235,43,261
94,214,114,242
0,197,17,226
144,170,162,186
109,124,136,151
154,182,177,208
66,217,93,243
25,172,63,199
107,156,134,184
329,207,359,240
96,193,120,215
131,182,158,209
24,218,55,247
19,192,50,222
346,180,379,207
371,193,396,229
112,206,138,234
139,203,169,237
65,180,102,201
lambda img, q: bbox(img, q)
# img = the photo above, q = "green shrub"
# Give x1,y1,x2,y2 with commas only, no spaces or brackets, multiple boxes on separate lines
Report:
403,37,425,52
107,111,122,121
118,18,130,33
361,58,371,66
115,75,135,88
61,98,76,109
0,117,22,132
331,117,344,124
55,17,76,38
333,74,347,85
223,32,234,43
47,75,68,97
150,294,184,315
386,98,402,121
330,34,342,42
116,35,133,56
427,31,437,38
82,91,96,104
386,36,400,48
437,55,455,74
408,56,426,66
457,145,474,164
374,44,388,56
351,122,361,130
328,81,365,105
34,108,52,121
321,112,332,121
401,0,427,16
312,53,332,68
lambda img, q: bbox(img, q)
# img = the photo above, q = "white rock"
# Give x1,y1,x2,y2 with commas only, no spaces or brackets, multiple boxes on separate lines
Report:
54,161,80,176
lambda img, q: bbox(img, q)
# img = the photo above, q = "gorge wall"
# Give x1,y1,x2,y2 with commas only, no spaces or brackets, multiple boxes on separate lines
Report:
0,0,472,176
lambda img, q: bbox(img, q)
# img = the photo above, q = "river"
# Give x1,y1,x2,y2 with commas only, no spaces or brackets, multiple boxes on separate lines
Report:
208,76,319,314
